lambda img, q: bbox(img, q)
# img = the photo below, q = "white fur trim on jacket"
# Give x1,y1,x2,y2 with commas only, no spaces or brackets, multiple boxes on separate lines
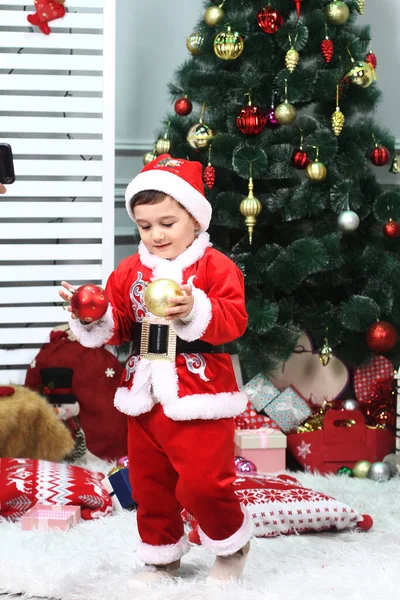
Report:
137,535,190,565
162,390,248,421
198,509,253,556
172,278,212,342
138,232,212,284
68,304,115,348
125,168,212,232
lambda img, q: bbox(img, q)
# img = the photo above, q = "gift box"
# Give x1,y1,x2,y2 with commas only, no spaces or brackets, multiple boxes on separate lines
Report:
101,467,136,510
287,410,395,475
234,428,287,473
243,373,281,413
264,386,313,433
21,503,81,532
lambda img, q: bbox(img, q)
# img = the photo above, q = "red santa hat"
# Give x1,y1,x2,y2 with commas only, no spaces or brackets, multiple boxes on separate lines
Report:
125,154,212,232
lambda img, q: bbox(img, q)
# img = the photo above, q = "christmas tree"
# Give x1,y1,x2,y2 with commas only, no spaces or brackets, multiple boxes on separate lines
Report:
146,0,400,380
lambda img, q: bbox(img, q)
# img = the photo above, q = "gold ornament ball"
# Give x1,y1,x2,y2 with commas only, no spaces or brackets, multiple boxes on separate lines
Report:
187,122,215,150
144,279,183,318
306,160,327,182
204,5,225,26
240,194,262,245
186,32,205,55
143,150,157,165
326,1,350,25
274,101,297,125
345,61,374,88
352,460,372,479
214,26,244,60
156,137,171,155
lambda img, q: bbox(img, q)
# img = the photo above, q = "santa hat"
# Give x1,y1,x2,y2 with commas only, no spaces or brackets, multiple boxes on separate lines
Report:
125,154,212,232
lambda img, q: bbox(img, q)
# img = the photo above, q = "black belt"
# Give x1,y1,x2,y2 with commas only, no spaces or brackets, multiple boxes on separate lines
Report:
131,322,223,355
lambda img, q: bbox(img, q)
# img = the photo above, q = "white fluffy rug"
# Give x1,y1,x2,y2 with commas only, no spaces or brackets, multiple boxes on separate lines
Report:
1,458,399,600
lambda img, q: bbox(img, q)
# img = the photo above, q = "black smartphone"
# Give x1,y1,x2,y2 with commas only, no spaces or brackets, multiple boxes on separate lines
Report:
0,143,15,184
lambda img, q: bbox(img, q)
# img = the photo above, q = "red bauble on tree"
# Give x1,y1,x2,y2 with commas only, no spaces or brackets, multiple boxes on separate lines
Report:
174,96,193,116
236,103,267,135
203,163,216,189
366,321,398,353
383,218,400,239
70,284,109,324
370,145,390,166
365,51,377,69
257,4,284,34
321,37,334,63
291,147,310,169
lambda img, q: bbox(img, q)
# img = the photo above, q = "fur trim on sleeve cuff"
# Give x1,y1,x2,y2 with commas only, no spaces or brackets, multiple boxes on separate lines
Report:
68,304,115,348
171,280,212,342
198,509,253,556
137,535,190,565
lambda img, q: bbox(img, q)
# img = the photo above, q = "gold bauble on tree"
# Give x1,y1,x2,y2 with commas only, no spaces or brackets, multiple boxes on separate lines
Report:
326,1,350,25
186,32,205,55
306,149,327,182
156,122,171,155
274,101,297,125
143,149,157,165
204,2,225,26
187,122,214,150
214,25,244,60
345,61,375,88
144,279,183,318
332,84,345,136
240,177,262,245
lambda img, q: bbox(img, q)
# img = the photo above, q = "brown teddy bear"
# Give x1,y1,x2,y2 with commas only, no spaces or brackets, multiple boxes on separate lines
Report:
0,385,74,462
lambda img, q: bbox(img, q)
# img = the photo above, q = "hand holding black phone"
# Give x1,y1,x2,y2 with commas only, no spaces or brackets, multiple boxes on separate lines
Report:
0,143,16,185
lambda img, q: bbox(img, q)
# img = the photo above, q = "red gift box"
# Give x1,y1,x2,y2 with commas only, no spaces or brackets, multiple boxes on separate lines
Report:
287,410,395,474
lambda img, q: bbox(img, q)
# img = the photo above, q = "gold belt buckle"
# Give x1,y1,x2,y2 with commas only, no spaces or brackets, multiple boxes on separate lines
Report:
140,317,177,362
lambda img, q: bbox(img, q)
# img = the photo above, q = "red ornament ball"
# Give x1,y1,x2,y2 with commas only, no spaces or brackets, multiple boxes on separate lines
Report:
321,38,334,63
383,219,400,239
265,107,280,129
358,514,374,531
70,284,109,323
174,97,193,116
236,105,267,135
366,321,397,353
235,459,257,474
365,51,377,69
370,145,390,167
291,148,310,170
257,5,284,34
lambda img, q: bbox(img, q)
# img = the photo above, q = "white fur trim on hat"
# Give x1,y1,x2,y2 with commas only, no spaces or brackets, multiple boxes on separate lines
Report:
125,169,212,232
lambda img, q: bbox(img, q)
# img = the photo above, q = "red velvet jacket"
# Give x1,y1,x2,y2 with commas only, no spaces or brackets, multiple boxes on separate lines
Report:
69,233,248,421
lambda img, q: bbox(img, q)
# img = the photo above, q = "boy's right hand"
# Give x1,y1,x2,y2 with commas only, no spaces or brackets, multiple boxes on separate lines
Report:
58,281,77,319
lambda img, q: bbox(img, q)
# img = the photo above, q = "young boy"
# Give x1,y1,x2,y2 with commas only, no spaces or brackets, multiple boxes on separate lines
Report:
59,154,252,583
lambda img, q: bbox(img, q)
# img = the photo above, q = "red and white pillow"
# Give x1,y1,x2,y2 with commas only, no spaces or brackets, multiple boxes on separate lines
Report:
0,458,113,521
182,473,372,541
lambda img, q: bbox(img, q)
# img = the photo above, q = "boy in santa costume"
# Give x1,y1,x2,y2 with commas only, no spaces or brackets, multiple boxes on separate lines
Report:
59,154,252,583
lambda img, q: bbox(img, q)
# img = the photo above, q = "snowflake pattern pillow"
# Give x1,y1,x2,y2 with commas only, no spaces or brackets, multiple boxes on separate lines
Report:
182,473,372,540
0,458,113,521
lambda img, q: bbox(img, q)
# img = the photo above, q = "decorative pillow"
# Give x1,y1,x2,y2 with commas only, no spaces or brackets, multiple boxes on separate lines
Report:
0,458,113,521
182,473,372,541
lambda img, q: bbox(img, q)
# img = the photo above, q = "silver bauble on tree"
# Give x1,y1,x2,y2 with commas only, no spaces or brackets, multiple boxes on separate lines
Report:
338,210,360,232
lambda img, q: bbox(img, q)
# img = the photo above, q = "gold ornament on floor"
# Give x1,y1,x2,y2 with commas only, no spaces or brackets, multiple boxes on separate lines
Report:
143,148,157,165
319,332,332,366
187,102,215,151
390,155,400,174
332,85,345,136
155,122,171,155
274,79,296,125
186,32,205,55
204,1,225,26
352,460,371,479
326,1,350,25
144,279,183,318
240,170,262,245
214,25,244,60
354,0,365,14
285,34,299,73
306,148,327,182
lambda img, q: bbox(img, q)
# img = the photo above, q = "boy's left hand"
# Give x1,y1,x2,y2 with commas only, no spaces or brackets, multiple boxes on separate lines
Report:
165,284,194,321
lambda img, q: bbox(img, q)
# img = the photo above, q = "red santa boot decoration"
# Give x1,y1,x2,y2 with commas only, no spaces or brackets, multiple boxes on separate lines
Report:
27,0,66,35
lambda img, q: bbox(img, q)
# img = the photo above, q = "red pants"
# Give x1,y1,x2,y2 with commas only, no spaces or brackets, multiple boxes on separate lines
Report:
128,404,252,565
